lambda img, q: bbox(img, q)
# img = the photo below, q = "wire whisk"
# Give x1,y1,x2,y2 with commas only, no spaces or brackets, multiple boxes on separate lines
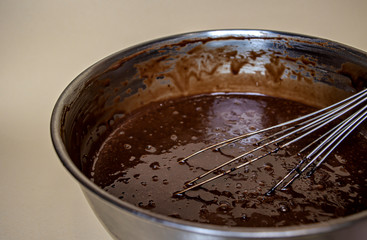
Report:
174,89,367,196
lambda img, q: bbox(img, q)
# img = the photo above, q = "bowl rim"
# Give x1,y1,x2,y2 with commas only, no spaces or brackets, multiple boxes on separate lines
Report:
50,29,367,238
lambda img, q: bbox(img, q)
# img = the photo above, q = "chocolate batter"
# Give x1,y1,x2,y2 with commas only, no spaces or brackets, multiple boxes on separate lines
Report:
85,93,367,227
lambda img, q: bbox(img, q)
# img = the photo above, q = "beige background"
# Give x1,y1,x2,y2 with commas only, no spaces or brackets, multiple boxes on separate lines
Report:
1,0,366,239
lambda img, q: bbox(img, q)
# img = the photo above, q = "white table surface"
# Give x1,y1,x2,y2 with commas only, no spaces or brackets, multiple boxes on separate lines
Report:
1,0,367,239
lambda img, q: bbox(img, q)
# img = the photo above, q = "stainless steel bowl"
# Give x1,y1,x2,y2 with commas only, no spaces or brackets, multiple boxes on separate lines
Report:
51,29,367,240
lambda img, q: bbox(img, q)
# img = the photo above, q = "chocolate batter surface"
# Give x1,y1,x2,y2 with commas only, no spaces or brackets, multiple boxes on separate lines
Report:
86,93,367,227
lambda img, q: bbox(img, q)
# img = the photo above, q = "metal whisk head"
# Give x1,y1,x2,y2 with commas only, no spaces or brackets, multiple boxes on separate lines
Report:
175,89,367,196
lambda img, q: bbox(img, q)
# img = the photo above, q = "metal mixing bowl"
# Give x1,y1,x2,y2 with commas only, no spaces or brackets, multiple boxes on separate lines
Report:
51,29,367,240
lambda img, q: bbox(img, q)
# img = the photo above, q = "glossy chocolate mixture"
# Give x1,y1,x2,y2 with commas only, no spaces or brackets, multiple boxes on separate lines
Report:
86,93,367,227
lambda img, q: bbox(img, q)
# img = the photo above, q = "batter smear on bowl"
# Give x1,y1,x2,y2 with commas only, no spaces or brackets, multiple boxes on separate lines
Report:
85,93,367,227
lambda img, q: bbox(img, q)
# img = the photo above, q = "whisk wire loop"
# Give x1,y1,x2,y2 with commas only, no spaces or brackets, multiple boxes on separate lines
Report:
175,89,367,196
